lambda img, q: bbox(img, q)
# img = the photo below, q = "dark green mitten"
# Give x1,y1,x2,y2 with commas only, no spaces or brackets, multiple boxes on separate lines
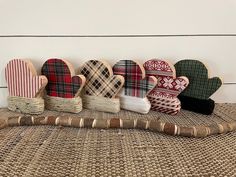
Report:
175,60,222,114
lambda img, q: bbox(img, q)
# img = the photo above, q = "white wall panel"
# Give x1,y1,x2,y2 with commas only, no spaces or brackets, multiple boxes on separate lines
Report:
0,37,235,86
0,0,235,105
0,0,236,35
211,84,236,103
0,88,8,107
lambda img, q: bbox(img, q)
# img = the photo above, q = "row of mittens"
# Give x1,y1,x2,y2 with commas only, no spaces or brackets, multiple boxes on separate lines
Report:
43,59,126,114
5,59,124,114
5,58,222,115
112,59,190,115
42,59,222,115
5,59,86,114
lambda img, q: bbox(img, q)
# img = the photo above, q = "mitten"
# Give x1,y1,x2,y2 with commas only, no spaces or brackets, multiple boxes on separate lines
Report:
175,59,222,115
42,58,85,113
5,59,48,114
113,60,157,114
144,59,189,115
80,60,124,113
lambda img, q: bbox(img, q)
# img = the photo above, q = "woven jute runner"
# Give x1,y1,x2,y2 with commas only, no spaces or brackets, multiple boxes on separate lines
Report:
1,103,236,138
0,104,236,176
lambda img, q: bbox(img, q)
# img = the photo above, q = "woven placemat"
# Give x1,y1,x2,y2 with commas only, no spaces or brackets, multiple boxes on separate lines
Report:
0,104,236,176
1,104,236,138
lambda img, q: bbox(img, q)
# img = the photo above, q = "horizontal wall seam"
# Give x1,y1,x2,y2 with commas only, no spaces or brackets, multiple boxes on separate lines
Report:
0,34,236,38
224,83,236,85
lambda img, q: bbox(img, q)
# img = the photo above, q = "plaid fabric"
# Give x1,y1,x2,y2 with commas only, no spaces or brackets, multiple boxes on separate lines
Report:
41,59,82,98
113,60,157,98
80,60,124,98
113,60,143,79
175,60,222,100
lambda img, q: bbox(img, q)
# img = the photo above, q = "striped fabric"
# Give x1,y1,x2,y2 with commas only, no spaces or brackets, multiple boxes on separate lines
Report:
113,60,157,98
80,60,124,98
5,59,48,98
148,96,181,115
42,59,84,98
147,96,180,107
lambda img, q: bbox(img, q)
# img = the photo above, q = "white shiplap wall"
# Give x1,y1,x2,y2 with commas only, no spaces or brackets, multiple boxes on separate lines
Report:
0,0,236,107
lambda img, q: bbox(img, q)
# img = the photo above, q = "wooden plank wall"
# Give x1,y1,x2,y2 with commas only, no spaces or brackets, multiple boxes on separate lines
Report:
0,0,235,107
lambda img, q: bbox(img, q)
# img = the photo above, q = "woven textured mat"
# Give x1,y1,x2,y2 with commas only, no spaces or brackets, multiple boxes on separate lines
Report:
0,104,236,176
1,104,236,138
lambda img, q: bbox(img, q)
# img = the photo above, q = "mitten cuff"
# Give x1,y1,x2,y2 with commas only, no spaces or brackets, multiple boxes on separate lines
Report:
178,95,215,115
45,95,82,113
82,95,120,113
8,96,44,114
120,95,151,114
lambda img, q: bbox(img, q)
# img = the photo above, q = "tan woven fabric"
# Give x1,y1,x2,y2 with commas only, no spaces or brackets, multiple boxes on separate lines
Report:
0,104,236,176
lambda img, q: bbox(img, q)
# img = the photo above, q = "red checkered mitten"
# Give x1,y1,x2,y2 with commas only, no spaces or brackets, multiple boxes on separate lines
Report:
42,58,85,113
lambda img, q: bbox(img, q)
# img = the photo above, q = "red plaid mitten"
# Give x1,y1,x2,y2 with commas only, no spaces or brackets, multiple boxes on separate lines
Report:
144,59,189,115
42,58,85,98
41,59,86,113
113,60,157,114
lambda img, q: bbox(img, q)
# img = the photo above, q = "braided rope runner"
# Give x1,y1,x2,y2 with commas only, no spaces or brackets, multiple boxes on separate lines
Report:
1,110,236,138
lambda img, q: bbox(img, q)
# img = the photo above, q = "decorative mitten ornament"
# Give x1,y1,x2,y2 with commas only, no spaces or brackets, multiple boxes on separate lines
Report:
175,59,222,115
113,60,157,114
41,58,86,113
79,60,124,113
5,59,48,114
144,59,189,115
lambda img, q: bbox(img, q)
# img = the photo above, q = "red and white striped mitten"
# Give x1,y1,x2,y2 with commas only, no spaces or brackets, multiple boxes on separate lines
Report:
5,59,48,114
